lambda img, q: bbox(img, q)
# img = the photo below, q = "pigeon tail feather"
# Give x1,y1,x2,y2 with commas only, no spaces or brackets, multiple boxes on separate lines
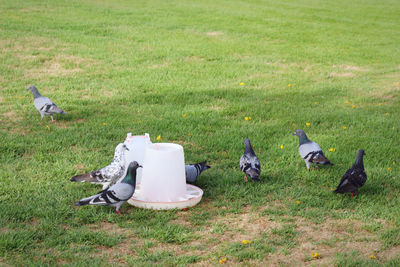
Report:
70,173,98,183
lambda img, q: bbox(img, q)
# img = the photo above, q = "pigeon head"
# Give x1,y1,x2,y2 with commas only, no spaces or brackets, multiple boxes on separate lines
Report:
293,129,306,137
247,169,260,181
128,161,142,169
293,129,309,145
357,149,366,157
26,85,41,98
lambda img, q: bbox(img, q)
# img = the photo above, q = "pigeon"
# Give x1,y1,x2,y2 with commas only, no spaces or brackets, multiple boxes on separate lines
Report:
26,85,66,122
70,143,129,189
334,149,366,197
185,161,211,183
239,138,261,182
74,161,142,214
293,129,332,171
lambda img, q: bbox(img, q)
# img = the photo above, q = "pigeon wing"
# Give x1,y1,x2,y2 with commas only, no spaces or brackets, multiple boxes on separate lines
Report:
33,96,53,112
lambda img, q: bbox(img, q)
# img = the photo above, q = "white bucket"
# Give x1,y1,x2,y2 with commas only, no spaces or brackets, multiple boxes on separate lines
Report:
123,133,152,184
140,143,187,202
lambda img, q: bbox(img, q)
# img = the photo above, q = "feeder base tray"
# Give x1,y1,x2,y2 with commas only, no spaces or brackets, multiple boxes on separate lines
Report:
128,184,203,210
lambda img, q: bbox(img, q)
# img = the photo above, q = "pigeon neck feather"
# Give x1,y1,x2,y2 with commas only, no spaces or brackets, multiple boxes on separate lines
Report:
298,135,310,146
30,88,42,99
121,166,137,187
354,153,364,169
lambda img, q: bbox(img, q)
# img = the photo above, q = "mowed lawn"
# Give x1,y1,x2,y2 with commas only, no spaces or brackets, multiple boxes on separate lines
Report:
1,0,400,265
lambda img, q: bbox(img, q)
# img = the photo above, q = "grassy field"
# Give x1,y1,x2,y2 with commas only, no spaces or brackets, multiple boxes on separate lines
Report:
1,0,400,265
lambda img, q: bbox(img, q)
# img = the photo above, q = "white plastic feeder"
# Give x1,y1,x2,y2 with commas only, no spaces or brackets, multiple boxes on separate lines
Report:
128,143,203,210
123,133,152,184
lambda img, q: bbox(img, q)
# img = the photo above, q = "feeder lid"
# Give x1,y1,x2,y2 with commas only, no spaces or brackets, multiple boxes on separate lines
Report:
128,184,203,210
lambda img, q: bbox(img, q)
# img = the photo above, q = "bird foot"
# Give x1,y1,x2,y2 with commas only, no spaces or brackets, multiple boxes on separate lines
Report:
244,175,248,182
115,210,122,215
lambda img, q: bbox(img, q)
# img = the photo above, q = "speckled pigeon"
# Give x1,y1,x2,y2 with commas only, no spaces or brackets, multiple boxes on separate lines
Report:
185,161,211,183
334,149,366,197
293,129,332,171
74,161,141,215
26,85,66,122
239,138,261,182
70,143,129,189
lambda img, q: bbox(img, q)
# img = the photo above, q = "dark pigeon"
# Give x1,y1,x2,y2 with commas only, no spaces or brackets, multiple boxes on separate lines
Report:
239,138,261,182
334,150,367,197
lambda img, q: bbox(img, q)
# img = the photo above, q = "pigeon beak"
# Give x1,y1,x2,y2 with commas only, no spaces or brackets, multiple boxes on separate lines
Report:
138,165,143,168
125,147,130,151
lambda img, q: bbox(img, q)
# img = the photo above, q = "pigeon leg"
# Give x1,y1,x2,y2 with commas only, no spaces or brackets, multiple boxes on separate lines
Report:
244,175,248,182
51,115,56,123
115,209,122,215
351,192,354,198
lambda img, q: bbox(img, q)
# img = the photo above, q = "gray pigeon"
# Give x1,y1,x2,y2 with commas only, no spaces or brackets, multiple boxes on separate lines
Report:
70,143,129,189
334,149,366,197
26,85,66,122
185,161,211,183
74,161,141,214
239,138,261,182
293,129,332,171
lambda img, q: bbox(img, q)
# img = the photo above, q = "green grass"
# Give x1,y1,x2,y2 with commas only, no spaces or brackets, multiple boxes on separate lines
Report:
1,0,400,265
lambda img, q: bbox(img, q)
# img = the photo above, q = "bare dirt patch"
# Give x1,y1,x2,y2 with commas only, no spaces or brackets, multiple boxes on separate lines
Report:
334,65,370,72
330,72,356,77
184,56,205,62
148,62,169,69
1,110,21,122
81,203,398,266
206,31,224,36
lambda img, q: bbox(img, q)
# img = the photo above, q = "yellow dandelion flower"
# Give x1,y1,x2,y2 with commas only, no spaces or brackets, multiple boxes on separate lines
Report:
45,125,50,130
240,82,245,86
288,84,291,87
351,105,356,109
343,126,347,130
219,257,227,264
345,100,351,104
241,240,252,245
328,148,336,152
312,252,320,259
280,145,284,150
156,135,161,141
378,103,382,106
387,167,392,171
305,122,311,127
314,102,318,105
296,200,301,204
369,254,377,259
103,123,107,126
245,116,251,121
183,113,187,118
385,112,389,116
188,133,192,137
